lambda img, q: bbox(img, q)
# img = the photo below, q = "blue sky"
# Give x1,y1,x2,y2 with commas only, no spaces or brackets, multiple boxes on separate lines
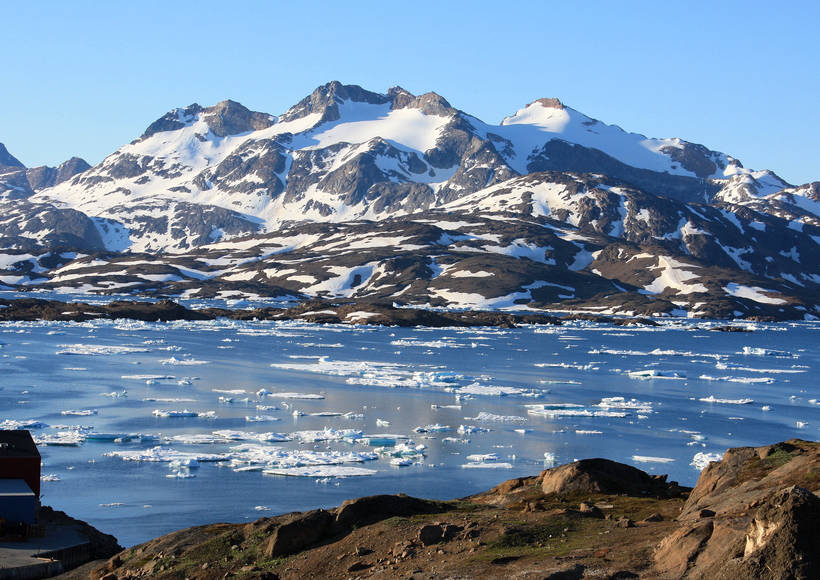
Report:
3,0,818,184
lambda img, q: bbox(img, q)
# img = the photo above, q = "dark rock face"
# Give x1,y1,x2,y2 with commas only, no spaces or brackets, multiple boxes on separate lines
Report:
201,100,276,137
389,88,456,116
26,157,91,190
0,142,25,168
141,103,204,139
264,509,334,558
0,166,34,198
660,142,719,178
527,140,720,203
280,81,390,125
194,139,286,197
0,200,105,251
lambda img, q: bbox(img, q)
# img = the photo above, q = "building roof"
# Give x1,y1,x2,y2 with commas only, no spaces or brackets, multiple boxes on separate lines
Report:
0,478,35,497
0,430,40,458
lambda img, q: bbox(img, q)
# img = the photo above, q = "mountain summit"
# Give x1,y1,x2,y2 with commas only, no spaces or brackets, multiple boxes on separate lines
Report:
0,82,817,320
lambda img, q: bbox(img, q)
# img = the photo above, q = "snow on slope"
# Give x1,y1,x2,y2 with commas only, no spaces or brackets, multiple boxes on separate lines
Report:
495,100,699,176
24,83,809,255
292,101,450,152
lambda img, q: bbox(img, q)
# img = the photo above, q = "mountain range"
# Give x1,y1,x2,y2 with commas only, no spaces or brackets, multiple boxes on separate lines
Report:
0,81,817,320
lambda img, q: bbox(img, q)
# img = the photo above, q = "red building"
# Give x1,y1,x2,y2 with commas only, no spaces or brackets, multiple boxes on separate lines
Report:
0,430,41,499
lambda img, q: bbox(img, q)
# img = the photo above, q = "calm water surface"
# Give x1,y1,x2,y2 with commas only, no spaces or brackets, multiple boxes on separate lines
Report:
1,315,817,546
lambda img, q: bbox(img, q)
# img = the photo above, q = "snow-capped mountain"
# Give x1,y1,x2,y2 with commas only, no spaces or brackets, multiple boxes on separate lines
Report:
1,82,818,319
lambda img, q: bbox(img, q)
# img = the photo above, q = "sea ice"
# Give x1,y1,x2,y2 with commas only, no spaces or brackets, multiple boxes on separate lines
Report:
57,344,149,355
698,396,754,405
152,409,216,418
464,412,527,423
263,466,377,477
632,455,675,463
413,424,451,433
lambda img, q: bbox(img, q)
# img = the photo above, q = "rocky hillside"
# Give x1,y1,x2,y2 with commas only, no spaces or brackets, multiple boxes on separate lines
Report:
68,439,818,580
1,82,818,319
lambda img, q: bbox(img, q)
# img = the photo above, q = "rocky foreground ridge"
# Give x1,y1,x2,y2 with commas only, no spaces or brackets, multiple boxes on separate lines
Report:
0,82,819,320
57,439,818,580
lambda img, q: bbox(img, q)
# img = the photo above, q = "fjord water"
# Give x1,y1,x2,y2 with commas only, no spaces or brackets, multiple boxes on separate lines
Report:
1,316,817,547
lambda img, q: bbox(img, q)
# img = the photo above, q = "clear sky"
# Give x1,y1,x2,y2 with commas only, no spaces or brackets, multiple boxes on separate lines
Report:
3,0,818,184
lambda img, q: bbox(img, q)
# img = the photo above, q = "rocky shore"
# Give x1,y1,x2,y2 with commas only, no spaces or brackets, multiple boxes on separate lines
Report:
53,439,818,579
0,297,668,328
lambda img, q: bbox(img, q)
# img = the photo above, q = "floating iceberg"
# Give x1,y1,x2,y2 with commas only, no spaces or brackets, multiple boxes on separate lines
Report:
152,409,216,418
698,375,774,384
0,419,48,429
699,396,754,405
106,446,227,463
627,369,685,380
632,455,675,463
464,412,527,423
58,344,149,356
160,357,210,366
263,466,377,477
691,452,722,470
413,424,450,433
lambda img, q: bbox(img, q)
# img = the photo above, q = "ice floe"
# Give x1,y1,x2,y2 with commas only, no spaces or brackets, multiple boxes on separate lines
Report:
160,356,210,366
632,455,675,463
740,347,795,357
690,452,723,470
698,374,774,384
461,462,513,469
263,466,377,477
464,412,527,423
413,424,451,433
698,396,754,404
454,383,534,397
58,344,149,355
627,369,686,380
152,409,216,418
0,419,48,429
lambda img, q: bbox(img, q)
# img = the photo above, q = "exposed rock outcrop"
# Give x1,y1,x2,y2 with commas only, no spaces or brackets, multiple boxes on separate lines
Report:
538,457,683,497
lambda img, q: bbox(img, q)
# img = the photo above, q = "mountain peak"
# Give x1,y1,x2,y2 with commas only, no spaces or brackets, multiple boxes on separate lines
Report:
140,103,204,139
280,81,390,125
0,142,25,168
140,100,275,140
531,97,564,110
390,89,454,116
201,100,275,137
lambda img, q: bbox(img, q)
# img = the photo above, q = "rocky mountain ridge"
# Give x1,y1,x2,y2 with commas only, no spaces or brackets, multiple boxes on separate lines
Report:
1,82,818,320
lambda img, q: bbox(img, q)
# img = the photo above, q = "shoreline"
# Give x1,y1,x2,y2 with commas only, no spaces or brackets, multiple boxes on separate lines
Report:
0,296,799,327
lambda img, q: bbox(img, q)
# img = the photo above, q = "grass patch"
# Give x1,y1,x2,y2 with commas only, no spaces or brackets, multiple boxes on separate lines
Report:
740,447,799,481
493,518,572,548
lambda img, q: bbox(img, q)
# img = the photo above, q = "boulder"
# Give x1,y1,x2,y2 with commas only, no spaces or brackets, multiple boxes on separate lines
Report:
539,458,677,497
